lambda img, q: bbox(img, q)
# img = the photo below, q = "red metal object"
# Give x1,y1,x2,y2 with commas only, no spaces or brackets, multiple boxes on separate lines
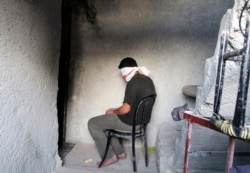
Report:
183,111,237,173
183,112,218,130
225,137,236,173
183,118,192,173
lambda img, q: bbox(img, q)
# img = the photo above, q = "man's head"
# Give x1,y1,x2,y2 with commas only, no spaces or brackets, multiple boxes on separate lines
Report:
118,57,138,69
118,57,138,82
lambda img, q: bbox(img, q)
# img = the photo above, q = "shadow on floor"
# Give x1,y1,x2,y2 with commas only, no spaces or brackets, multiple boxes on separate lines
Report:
59,142,76,164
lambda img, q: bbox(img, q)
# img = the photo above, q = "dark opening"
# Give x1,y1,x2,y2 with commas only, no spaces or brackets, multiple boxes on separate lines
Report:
57,4,72,149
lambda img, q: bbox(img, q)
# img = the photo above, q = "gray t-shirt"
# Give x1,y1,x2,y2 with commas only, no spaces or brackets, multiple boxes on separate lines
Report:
118,73,156,125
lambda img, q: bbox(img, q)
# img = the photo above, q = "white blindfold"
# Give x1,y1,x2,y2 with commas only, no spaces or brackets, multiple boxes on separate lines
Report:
120,67,150,82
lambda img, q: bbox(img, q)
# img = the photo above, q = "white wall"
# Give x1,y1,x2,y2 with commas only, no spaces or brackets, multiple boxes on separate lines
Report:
0,1,61,172
66,0,234,146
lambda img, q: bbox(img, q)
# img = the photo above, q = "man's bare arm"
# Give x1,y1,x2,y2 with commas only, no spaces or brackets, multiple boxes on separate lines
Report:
106,103,131,115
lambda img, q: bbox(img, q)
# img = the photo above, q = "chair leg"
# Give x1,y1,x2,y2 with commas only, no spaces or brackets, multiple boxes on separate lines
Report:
132,135,137,172
99,132,112,168
118,137,123,145
144,133,148,167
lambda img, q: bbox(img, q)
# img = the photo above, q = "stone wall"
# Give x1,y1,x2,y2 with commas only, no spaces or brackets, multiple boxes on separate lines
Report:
196,0,250,121
0,1,61,172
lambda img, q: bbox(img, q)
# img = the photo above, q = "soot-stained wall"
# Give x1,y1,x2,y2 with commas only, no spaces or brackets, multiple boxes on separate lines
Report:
66,0,234,146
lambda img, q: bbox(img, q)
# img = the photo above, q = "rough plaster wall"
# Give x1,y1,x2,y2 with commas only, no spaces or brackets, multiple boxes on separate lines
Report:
66,0,233,146
0,0,61,172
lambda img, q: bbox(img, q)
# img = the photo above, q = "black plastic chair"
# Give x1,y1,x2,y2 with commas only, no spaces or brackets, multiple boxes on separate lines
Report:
98,94,157,172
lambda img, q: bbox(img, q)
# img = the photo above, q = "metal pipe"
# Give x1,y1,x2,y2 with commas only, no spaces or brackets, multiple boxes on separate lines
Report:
233,20,250,128
213,35,228,116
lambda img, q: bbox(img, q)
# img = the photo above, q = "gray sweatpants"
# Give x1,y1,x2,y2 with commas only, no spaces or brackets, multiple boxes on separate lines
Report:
88,114,132,159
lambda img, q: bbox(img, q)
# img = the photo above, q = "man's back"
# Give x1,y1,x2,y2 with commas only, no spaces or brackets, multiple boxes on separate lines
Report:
118,73,156,125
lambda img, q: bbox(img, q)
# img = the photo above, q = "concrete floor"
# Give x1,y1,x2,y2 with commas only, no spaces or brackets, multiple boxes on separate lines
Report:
56,142,158,173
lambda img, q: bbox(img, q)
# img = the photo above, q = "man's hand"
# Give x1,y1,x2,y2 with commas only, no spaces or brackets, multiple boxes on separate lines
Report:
106,103,131,115
106,108,116,114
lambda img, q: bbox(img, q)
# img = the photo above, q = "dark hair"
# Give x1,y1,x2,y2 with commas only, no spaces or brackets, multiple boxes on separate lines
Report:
118,57,138,69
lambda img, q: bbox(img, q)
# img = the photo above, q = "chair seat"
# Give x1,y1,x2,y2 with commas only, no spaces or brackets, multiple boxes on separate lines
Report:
104,128,145,140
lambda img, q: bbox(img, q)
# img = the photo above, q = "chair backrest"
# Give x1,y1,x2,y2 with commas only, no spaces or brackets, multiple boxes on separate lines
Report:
134,94,157,126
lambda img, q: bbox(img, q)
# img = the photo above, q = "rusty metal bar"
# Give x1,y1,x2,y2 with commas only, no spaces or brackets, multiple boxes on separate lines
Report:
183,117,192,173
184,113,218,130
225,137,236,173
